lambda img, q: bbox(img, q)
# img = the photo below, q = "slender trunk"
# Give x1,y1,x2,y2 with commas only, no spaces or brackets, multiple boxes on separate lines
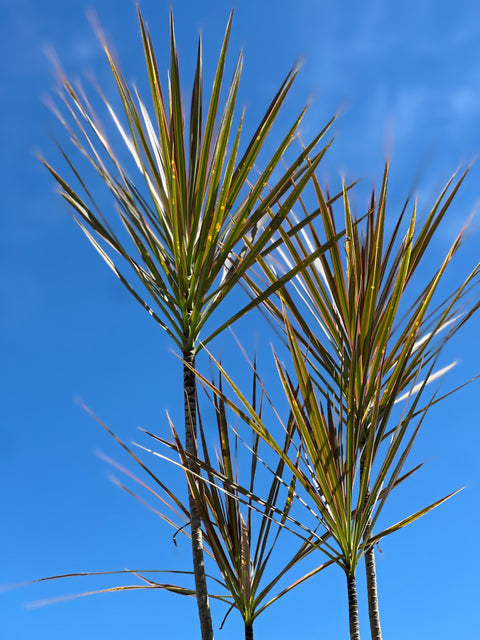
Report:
346,572,361,640
364,543,382,640
244,621,254,640
360,459,383,640
183,349,214,640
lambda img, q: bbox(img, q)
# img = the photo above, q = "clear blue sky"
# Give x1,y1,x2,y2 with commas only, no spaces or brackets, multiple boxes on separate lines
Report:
2,1,480,638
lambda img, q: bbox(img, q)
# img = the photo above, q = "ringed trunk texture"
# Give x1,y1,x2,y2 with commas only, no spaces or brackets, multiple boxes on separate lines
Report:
346,573,361,640
183,349,214,640
365,543,383,640
244,621,254,640
360,459,383,640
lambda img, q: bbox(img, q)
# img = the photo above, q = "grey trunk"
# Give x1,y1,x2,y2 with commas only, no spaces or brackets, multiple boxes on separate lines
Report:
365,543,382,640
360,459,383,640
183,349,214,640
346,573,361,640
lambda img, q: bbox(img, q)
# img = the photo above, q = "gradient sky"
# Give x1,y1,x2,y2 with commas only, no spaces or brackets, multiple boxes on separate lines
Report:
2,1,480,638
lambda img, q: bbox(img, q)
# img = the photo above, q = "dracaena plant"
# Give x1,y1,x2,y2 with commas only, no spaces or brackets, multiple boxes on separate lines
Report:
138,359,333,640
42,8,335,638
191,164,480,639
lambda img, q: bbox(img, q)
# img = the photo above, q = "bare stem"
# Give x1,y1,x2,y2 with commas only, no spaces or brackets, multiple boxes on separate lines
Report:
184,349,214,640
365,544,383,640
360,458,383,640
347,572,361,640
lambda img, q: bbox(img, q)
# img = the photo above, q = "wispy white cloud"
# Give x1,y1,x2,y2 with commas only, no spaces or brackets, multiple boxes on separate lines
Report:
449,22,480,47
66,36,101,66
448,87,480,122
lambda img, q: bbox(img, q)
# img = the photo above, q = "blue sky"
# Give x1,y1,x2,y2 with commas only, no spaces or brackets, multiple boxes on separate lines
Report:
2,0,480,638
